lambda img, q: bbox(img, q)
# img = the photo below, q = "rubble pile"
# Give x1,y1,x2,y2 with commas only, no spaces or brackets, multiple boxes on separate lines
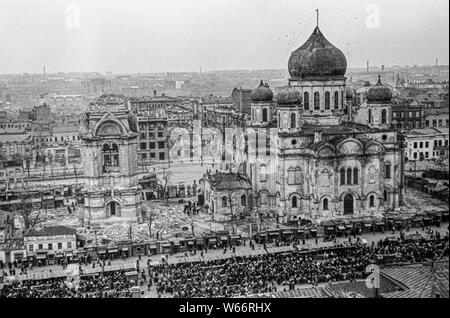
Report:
144,203,192,237
38,207,80,227
403,188,448,214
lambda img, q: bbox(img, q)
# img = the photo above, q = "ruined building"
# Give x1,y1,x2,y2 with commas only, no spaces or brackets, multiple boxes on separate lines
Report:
79,94,143,226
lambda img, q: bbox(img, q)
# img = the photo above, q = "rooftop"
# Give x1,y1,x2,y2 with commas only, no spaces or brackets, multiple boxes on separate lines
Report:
86,94,127,113
24,225,77,237
424,107,449,116
407,127,449,136
0,132,32,143
203,172,252,191
381,261,449,298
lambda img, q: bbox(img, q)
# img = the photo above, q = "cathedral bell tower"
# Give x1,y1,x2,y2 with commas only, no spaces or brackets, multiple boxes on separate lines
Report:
79,94,143,227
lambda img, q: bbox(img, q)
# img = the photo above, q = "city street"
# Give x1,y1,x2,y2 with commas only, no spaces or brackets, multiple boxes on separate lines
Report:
6,224,448,285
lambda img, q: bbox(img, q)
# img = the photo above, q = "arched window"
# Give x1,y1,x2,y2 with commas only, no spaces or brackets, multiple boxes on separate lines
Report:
381,109,387,124
368,165,376,184
304,92,310,110
385,163,391,179
383,190,388,202
262,108,268,122
288,168,295,185
325,92,330,110
340,168,346,185
294,167,302,184
222,196,227,207
260,165,267,182
369,195,375,207
291,196,298,208
290,113,296,129
347,168,352,185
323,198,329,211
341,91,344,108
334,91,339,109
241,194,247,206
353,168,359,185
260,193,268,206
368,108,372,124
314,92,320,110
102,142,119,172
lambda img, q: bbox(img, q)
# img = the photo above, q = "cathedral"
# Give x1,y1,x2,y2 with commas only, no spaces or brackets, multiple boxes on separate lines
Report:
244,24,405,223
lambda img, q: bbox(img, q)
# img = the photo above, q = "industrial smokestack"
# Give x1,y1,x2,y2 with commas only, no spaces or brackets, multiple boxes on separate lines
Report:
367,61,369,73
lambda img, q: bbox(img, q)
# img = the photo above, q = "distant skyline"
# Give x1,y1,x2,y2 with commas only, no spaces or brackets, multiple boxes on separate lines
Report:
0,0,449,74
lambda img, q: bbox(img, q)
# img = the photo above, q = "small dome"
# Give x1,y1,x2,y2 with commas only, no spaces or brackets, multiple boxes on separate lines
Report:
367,76,392,102
277,83,302,105
288,26,347,79
345,86,354,99
251,80,273,102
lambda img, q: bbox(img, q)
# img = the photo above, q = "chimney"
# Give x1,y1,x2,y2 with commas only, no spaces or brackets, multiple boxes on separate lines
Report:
314,130,322,143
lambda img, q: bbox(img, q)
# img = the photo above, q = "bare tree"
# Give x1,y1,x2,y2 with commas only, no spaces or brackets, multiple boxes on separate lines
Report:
156,168,173,206
24,153,32,179
128,224,133,241
14,198,42,231
61,153,67,176
143,205,159,238
47,152,55,178
11,153,23,165
38,150,47,181
0,152,6,164
73,164,78,182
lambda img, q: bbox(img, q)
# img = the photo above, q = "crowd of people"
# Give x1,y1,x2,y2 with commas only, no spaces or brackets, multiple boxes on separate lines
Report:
147,237,448,298
0,231,448,298
0,270,131,298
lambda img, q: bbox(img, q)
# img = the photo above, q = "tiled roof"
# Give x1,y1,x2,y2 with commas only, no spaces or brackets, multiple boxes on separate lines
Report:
321,281,376,298
246,287,324,298
204,172,252,191
24,225,77,237
0,133,32,143
381,261,449,298
430,261,449,298
424,107,449,116
382,289,418,298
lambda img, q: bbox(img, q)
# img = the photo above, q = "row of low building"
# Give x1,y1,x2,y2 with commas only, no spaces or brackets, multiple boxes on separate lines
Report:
2,209,449,266
0,226,77,265
405,175,449,205
0,225,246,265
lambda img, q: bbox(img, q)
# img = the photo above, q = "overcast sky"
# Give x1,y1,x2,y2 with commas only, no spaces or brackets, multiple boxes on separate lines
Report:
0,0,448,74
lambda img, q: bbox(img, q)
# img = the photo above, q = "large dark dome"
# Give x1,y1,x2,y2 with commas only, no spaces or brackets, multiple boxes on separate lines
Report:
277,84,302,106
288,26,347,79
251,80,273,102
366,76,392,103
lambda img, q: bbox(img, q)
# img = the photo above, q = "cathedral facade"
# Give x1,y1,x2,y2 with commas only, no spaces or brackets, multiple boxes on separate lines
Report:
79,95,143,226
244,25,405,223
